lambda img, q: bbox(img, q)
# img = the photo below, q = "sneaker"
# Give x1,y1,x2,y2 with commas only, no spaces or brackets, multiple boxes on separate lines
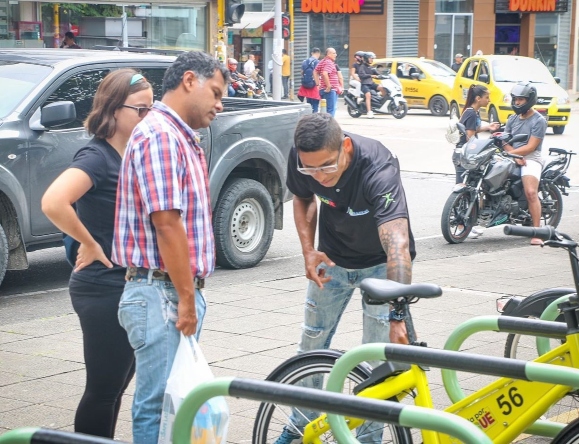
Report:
468,227,484,239
274,427,302,444
367,110,374,119
530,237,543,246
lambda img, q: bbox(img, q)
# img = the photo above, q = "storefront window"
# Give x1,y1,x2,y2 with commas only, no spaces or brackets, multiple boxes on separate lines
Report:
435,0,473,13
434,13,472,67
535,14,558,75
309,14,349,73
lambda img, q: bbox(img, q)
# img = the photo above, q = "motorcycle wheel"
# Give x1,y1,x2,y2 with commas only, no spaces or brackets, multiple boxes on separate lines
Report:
540,182,564,227
347,105,362,118
389,101,408,119
441,189,478,244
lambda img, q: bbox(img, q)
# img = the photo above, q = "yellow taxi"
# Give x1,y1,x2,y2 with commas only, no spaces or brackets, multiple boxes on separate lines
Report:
372,57,456,116
449,54,571,134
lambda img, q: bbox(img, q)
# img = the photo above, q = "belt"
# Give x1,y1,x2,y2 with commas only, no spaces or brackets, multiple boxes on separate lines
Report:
126,266,205,289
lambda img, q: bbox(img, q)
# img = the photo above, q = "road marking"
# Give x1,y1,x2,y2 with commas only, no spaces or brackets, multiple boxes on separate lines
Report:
2,286,68,299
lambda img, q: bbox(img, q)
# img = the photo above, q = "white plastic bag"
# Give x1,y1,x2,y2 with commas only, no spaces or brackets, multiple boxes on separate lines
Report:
445,116,461,145
158,333,230,444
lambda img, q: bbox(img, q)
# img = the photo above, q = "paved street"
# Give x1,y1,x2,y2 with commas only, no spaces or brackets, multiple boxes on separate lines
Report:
1,98,579,442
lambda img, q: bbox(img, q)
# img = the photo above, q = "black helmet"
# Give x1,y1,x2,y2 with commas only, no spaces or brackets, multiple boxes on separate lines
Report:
363,51,376,63
510,81,537,115
354,51,365,61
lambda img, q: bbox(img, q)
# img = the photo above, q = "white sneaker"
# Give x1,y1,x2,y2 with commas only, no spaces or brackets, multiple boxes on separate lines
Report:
468,227,484,239
367,111,374,118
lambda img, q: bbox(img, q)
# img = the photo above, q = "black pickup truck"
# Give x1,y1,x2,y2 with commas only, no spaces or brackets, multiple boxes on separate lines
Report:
0,49,310,287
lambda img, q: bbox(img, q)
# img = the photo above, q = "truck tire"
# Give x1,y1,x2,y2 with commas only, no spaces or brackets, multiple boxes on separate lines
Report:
214,178,275,269
0,224,7,286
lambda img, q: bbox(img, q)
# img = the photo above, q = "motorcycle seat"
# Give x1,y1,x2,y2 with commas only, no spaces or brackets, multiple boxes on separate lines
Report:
360,278,442,303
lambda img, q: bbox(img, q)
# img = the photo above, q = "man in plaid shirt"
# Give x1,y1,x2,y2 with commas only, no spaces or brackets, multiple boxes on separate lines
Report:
112,51,229,444
315,47,342,117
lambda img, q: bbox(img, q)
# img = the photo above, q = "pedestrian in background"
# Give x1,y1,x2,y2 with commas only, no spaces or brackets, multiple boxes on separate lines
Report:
451,53,463,72
282,48,291,99
41,69,153,438
112,52,228,444
297,47,321,112
315,47,342,116
60,31,81,49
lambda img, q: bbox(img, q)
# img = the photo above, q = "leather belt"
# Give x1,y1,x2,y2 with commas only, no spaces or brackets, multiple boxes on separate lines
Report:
126,266,205,289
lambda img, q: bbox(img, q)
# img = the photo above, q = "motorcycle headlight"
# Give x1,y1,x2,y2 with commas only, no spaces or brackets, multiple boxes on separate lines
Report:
558,95,570,105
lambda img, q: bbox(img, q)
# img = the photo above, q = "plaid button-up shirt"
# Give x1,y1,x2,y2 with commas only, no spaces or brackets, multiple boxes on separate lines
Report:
112,101,215,278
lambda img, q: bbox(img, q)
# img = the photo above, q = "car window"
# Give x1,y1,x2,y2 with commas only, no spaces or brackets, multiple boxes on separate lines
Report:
373,61,392,76
462,60,479,80
0,62,52,119
138,68,167,100
43,69,111,130
491,58,556,83
476,61,490,82
397,62,422,79
421,60,456,77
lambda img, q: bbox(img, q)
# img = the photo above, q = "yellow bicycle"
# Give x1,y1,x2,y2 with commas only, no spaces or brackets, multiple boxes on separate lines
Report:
252,228,579,444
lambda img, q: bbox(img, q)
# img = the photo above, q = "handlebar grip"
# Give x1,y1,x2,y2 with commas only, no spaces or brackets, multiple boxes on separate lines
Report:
503,225,555,241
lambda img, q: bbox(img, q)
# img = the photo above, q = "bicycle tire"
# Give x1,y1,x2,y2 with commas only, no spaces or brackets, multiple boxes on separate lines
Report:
552,417,579,443
505,317,579,437
252,352,413,444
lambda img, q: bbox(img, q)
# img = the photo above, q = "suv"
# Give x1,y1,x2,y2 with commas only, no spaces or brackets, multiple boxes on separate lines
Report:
0,49,310,286
449,55,571,134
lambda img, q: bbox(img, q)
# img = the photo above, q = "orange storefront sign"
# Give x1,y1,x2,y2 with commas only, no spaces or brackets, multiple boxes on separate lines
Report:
301,0,363,14
509,0,557,12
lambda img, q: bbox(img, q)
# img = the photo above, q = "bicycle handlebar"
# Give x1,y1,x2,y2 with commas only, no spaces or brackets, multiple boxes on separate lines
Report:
504,225,556,240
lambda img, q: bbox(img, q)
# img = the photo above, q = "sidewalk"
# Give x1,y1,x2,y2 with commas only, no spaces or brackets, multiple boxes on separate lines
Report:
0,242,574,442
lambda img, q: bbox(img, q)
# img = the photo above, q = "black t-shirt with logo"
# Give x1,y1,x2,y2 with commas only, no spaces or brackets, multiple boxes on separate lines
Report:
69,137,126,287
286,132,416,269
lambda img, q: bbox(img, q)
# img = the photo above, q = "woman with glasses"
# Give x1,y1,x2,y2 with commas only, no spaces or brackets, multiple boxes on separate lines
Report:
41,69,153,438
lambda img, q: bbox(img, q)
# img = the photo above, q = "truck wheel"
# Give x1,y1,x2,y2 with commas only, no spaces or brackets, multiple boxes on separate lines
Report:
0,224,7,286
214,178,275,269
553,126,565,135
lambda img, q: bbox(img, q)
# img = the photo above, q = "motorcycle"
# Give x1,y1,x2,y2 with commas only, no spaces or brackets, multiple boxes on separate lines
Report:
245,71,270,100
440,123,574,244
344,73,408,119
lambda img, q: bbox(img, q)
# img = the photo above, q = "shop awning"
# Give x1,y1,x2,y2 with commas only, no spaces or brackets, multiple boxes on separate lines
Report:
230,11,274,30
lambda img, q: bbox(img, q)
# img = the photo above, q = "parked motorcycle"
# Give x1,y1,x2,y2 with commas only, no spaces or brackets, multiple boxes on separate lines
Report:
441,124,574,244
344,74,408,119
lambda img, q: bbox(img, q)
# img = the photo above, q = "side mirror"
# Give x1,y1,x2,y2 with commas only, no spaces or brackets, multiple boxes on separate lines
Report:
40,101,76,128
411,72,421,81
554,76,561,84
510,133,528,144
456,122,467,135
478,74,489,83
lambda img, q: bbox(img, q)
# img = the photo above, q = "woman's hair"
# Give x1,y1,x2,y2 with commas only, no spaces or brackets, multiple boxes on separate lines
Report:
462,84,489,112
85,68,152,139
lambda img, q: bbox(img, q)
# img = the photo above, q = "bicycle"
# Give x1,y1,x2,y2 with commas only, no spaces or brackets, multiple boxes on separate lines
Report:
252,274,579,443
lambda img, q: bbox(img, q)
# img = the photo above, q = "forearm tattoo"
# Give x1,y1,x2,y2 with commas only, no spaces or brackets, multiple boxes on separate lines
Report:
378,218,412,284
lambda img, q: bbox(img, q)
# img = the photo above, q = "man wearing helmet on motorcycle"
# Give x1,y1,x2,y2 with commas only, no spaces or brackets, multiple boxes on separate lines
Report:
357,51,384,119
502,81,547,245
227,58,248,97
350,50,365,82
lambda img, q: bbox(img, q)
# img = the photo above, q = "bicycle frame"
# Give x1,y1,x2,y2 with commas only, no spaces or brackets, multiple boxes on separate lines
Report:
318,317,579,444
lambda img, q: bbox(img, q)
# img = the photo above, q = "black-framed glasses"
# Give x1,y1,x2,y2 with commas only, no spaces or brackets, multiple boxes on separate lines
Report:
121,104,152,118
297,141,343,176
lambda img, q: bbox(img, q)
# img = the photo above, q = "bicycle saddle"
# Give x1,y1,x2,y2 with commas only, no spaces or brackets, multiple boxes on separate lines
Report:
360,279,442,303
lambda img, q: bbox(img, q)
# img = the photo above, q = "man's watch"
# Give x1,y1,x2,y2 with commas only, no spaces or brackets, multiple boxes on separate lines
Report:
389,309,406,322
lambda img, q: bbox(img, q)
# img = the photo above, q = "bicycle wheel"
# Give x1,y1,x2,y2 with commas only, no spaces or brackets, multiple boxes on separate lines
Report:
252,351,413,443
552,417,579,443
505,319,579,441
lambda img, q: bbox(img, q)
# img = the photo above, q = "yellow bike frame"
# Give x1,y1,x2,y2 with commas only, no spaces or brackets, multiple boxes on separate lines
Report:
301,331,579,444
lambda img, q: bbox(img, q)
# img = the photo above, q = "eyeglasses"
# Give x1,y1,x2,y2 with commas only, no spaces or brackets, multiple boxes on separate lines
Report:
120,104,152,118
297,143,342,175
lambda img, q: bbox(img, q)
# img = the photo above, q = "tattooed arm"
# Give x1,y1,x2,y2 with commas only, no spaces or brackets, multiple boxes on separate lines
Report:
378,217,412,344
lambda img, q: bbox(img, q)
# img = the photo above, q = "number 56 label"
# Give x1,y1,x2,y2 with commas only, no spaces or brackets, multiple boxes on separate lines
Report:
496,386,524,415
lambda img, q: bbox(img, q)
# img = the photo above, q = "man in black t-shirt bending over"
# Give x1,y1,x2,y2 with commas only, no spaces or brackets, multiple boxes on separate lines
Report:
278,113,416,442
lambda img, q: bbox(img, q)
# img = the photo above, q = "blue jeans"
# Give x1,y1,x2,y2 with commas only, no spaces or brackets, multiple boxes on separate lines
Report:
228,84,235,97
319,89,338,116
306,97,320,113
288,262,391,442
118,274,206,444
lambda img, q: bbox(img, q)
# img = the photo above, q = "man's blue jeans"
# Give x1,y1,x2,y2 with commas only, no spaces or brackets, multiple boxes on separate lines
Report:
288,262,391,443
319,89,338,116
118,274,206,444
306,97,320,113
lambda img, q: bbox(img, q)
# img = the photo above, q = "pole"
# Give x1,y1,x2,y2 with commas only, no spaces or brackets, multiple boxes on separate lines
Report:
216,0,227,64
272,0,283,100
53,4,60,48
121,6,128,48
288,0,294,100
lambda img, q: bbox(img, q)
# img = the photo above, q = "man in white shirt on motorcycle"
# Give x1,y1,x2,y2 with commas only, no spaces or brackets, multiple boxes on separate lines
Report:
244,54,256,77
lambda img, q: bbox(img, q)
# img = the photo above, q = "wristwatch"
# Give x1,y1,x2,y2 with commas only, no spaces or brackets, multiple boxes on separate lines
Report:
389,308,406,322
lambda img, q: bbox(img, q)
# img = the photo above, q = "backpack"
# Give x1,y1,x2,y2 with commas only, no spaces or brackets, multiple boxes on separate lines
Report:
301,58,316,89
445,116,461,145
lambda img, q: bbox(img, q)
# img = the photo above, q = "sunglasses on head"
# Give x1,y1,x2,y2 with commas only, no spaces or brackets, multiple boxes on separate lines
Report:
120,104,152,118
